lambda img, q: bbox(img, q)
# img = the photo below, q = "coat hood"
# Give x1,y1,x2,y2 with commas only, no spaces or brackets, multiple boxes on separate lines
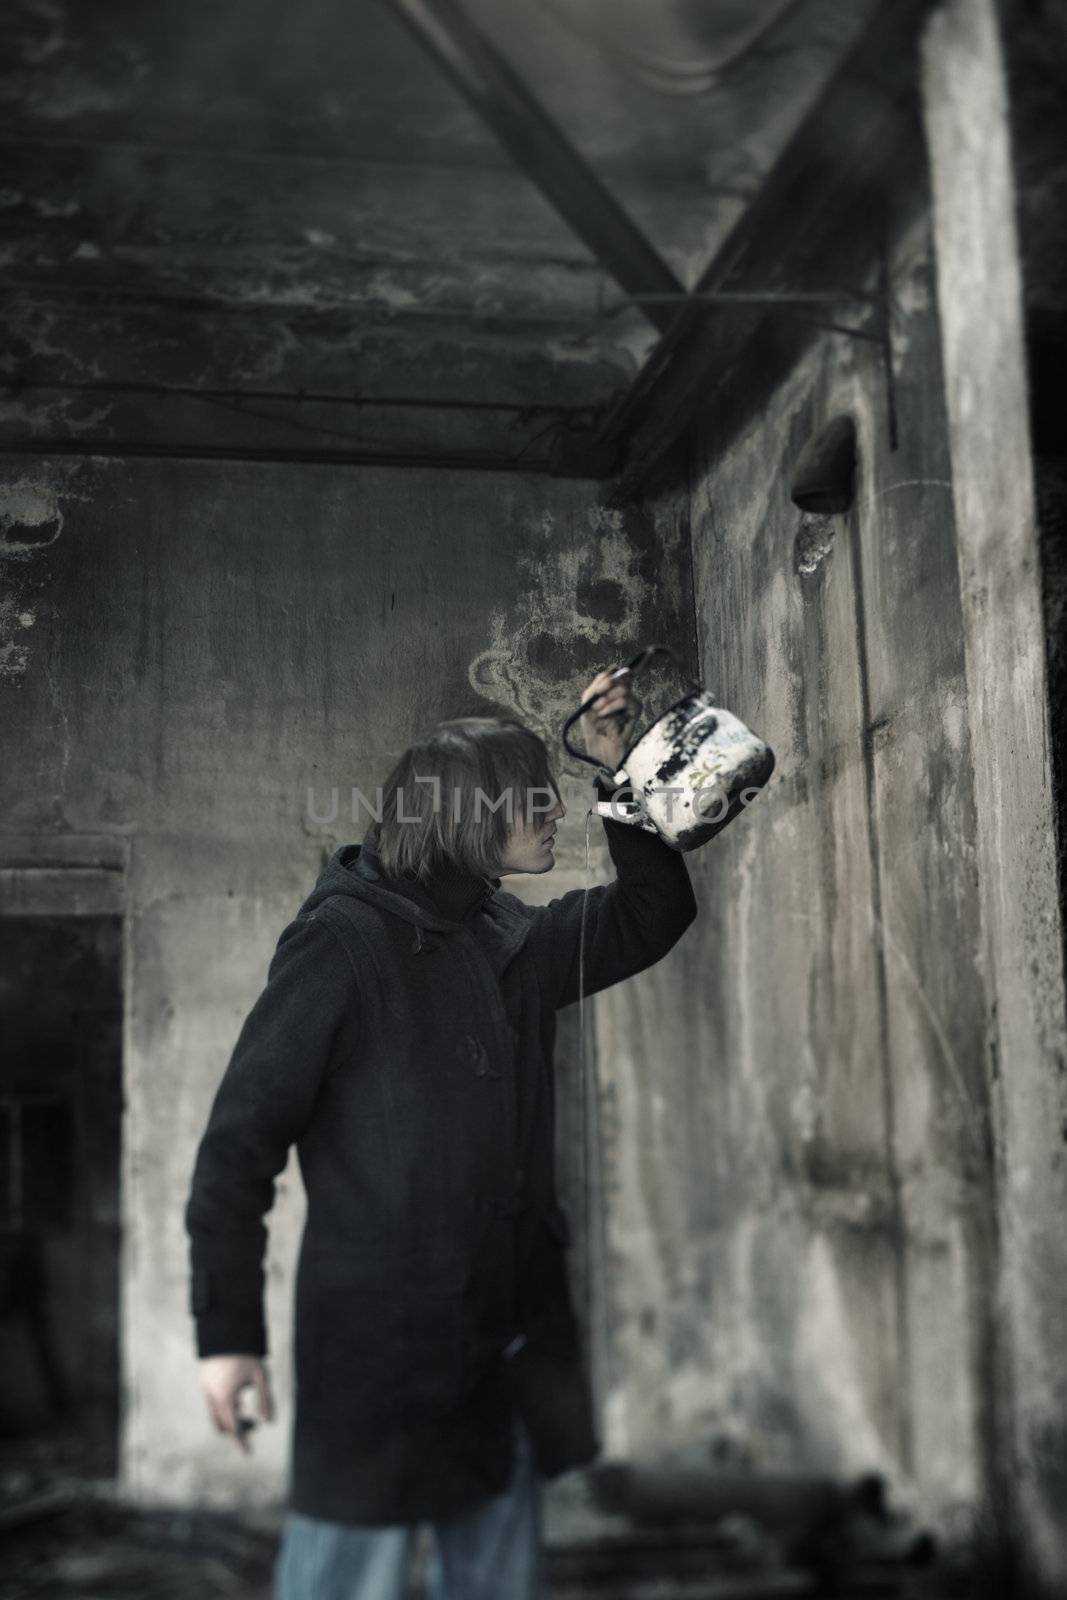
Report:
298,841,531,973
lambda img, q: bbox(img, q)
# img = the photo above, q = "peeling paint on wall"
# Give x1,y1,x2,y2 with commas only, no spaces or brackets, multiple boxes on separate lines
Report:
0,594,36,679
794,513,836,578
0,468,82,683
887,215,937,369
0,475,67,555
468,500,690,767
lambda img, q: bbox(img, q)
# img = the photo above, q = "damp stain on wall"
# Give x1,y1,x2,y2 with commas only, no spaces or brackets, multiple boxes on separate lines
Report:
0,595,36,679
0,471,73,680
467,500,691,763
0,476,67,555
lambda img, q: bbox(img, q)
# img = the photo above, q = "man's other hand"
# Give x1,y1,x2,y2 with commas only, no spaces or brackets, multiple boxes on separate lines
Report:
198,1354,274,1453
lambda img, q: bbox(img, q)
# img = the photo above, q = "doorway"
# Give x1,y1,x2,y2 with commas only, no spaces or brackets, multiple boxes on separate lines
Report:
0,913,123,1480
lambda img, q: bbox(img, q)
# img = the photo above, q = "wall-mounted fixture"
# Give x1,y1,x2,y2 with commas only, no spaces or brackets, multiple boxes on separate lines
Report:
790,415,857,514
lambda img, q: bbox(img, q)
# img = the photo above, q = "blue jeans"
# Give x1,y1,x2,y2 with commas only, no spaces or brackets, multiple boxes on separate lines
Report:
273,1422,545,1600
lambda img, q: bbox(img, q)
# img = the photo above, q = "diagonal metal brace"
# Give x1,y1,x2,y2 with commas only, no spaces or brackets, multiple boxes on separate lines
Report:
382,0,686,332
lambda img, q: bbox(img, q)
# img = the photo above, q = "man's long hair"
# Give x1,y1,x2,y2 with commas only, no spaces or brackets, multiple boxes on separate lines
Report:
368,717,561,883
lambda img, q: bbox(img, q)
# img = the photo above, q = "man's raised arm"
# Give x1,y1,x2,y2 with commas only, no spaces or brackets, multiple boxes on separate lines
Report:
526,772,698,1011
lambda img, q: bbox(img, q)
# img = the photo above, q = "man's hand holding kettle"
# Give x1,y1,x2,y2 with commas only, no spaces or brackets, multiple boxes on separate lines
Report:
579,666,634,773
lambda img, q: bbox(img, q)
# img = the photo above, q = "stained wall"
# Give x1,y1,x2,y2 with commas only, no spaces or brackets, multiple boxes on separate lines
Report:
592,198,1005,1534
0,453,693,1508
592,12,1067,1589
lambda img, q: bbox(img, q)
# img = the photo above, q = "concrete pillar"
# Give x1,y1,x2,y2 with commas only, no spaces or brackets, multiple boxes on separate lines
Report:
922,1,1067,1586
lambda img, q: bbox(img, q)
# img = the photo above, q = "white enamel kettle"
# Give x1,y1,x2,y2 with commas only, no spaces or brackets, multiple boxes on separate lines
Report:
561,644,775,852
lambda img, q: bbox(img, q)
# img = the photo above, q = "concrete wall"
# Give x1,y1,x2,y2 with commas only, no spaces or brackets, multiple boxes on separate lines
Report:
593,201,1005,1535
0,452,693,1509
1001,0,1067,1052
923,0,1067,1585
592,11,1067,1588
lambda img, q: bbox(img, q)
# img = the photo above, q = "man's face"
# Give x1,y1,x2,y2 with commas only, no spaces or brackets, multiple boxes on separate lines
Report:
496,787,566,876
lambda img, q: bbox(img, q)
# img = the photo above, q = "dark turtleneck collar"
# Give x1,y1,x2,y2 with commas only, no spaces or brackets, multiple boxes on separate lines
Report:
396,855,499,922
361,832,500,923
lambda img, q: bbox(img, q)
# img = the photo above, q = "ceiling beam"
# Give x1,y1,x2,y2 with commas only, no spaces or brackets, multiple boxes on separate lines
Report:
559,0,935,495
382,0,685,332
0,437,569,474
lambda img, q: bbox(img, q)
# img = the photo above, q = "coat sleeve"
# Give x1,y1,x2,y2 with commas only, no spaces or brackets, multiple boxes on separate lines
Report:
183,911,358,1359
525,775,699,1011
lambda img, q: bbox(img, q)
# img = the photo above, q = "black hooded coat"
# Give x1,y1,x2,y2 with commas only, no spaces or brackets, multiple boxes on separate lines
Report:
184,778,698,1525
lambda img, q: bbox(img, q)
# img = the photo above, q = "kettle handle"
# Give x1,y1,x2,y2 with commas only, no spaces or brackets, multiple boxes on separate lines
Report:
560,643,703,772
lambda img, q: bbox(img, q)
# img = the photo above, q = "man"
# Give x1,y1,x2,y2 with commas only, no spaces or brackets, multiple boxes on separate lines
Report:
185,667,698,1599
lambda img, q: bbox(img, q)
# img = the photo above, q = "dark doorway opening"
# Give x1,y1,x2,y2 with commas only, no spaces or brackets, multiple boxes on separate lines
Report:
0,916,123,1481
